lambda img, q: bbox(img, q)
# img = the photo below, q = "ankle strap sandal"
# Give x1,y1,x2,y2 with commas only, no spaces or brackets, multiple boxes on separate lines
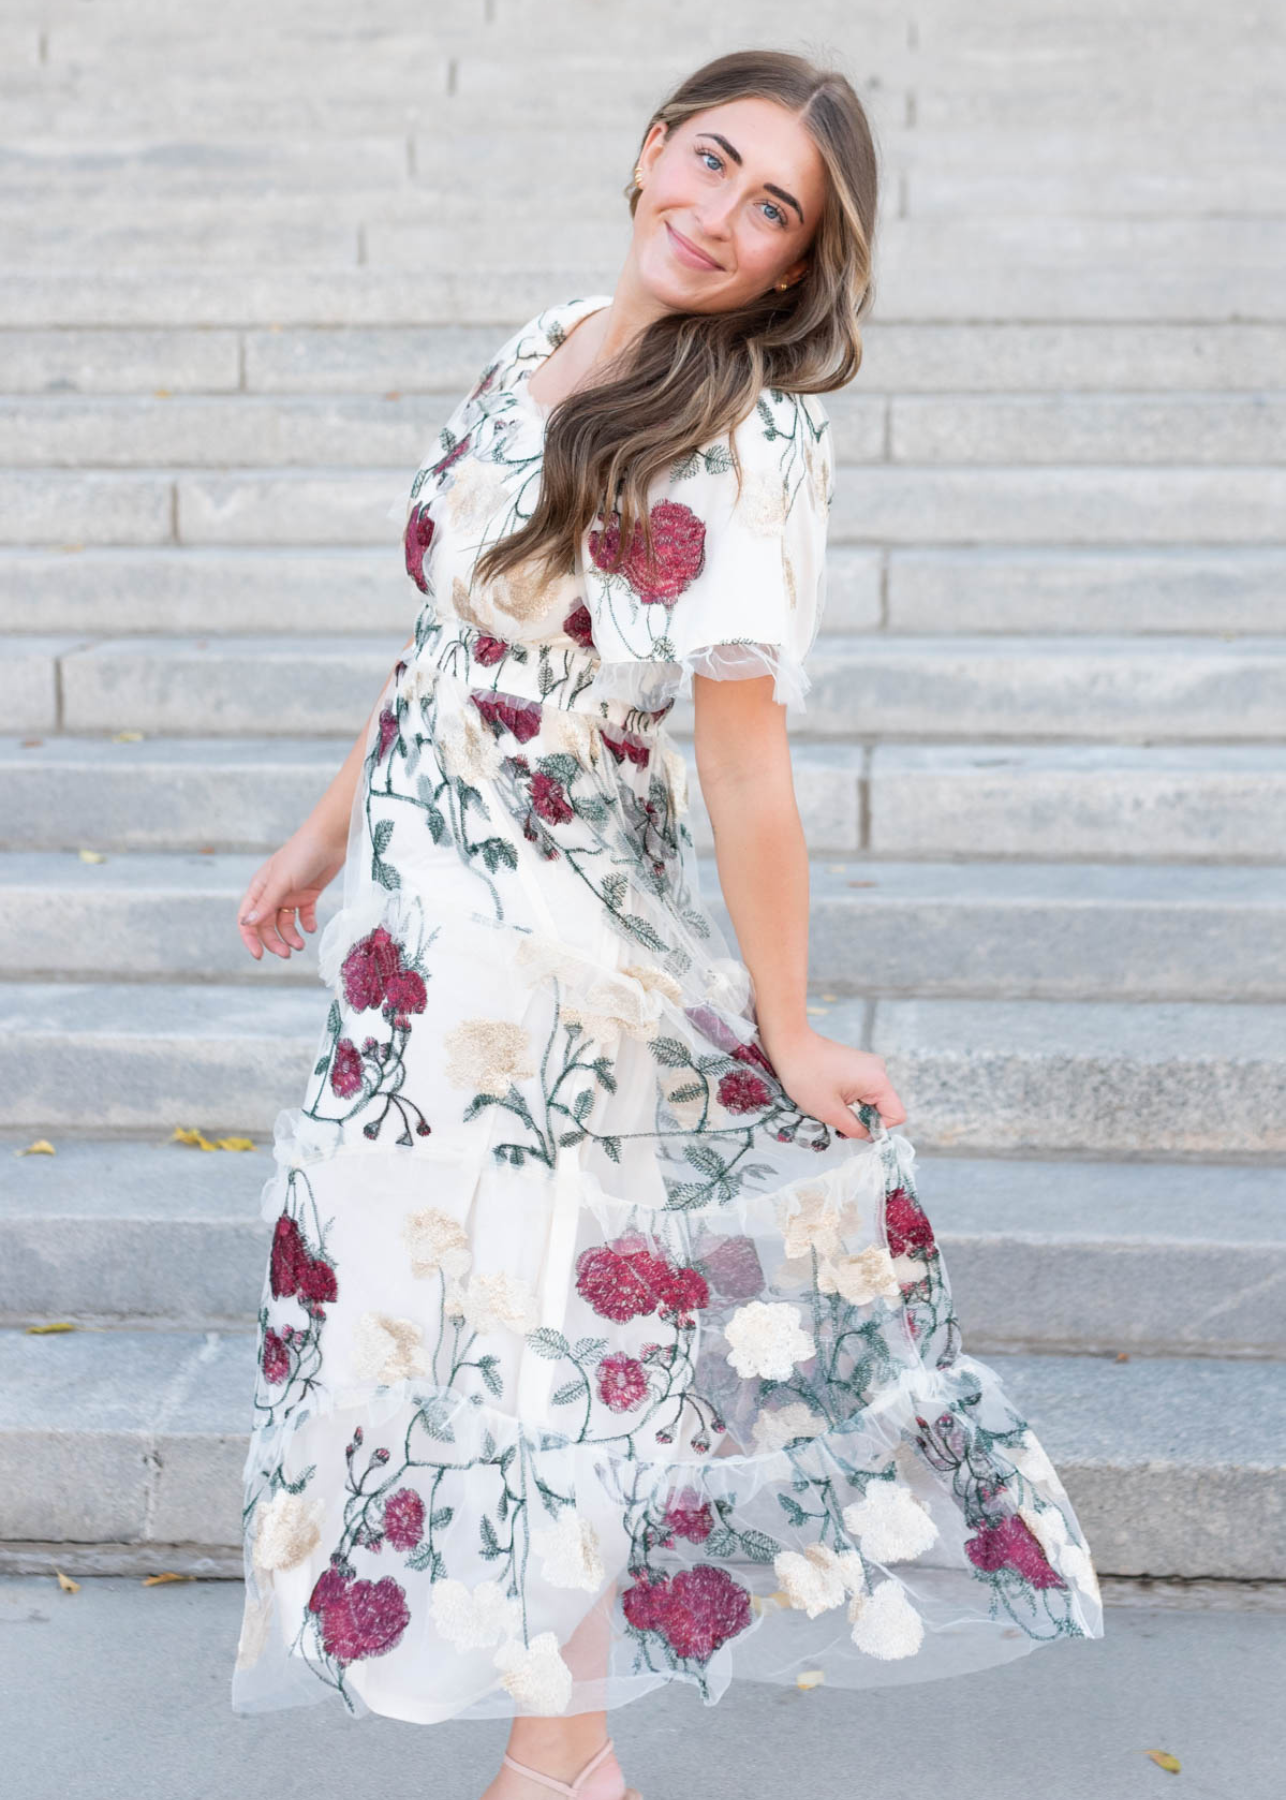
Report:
501,1734,641,1799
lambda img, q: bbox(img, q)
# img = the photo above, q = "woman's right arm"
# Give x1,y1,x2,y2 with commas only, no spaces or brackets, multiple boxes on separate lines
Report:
236,639,412,961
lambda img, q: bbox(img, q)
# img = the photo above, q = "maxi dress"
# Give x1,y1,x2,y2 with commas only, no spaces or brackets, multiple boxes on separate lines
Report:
232,293,1105,1724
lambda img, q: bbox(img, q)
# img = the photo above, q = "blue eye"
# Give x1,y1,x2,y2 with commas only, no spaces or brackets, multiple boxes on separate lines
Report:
694,145,787,227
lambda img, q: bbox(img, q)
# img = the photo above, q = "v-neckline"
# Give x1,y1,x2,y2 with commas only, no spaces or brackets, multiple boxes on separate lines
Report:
517,295,613,421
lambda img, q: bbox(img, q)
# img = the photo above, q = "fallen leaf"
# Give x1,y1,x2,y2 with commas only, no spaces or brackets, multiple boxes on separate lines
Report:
213,1136,256,1152
78,849,107,864
821,993,839,1002
1115,1352,1131,1362
21,737,43,748
796,1669,825,1690
142,1571,192,1586
55,1570,81,1593
26,1322,76,1334
15,1139,56,1157
199,846,217,855
384,389,402,400
847,880,878,889
1145,1750,1181,1773
805,1006,829,1017
171,1126,217,1151
153,388,171,398
111,730,144,744
60,543,84,553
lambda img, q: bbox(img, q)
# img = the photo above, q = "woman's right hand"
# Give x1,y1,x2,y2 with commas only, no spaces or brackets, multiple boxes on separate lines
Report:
237,827,347,961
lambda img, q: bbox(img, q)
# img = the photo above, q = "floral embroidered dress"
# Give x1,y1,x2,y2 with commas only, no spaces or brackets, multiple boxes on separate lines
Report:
232,293,1104,1724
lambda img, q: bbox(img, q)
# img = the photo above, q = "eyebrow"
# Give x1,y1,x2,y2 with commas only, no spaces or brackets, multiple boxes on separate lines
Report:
699,131,805,225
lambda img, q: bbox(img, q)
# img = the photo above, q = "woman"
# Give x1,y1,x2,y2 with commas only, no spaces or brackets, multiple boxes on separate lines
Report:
230,49,1103,1800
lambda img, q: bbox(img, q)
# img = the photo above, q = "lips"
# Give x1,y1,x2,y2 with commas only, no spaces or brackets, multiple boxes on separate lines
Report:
666,221,722,271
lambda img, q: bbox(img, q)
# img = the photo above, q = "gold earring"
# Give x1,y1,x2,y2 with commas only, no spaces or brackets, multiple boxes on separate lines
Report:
634,164,644,185
776,278,791,290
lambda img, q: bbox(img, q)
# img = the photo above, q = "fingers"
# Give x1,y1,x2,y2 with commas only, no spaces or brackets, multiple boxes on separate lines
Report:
237,866,304,960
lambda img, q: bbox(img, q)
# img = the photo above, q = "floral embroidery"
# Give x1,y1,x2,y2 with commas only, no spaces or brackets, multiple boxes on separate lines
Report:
589,498,707,607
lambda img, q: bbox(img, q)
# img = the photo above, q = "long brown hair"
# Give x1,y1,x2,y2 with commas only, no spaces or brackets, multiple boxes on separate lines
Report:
474,47,881,594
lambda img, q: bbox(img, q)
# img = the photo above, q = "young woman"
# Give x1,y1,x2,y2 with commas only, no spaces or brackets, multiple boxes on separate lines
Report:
230,49,1103,1800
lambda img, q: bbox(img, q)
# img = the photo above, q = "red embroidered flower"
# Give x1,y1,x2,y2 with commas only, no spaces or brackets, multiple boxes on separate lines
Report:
733,1039,777,1080
596,1352,650,1412
885,1186,936,1259
308,1565,351,1614
404,505,435,592
270,1214,308,1298
261,1328,290,1384
341,926,402,1012
695,1233,764,1302
622,1572,670,1633
431,436,472,481
376,707,399,761
384,969,427,1022
965,1515,1066,1590
318,1575,411,1663
590,500,706,607
626,1565,750,1661
600,730,651,769
297,1257,338,1305
576,1245,659,1322
473,634,509,666
383,1488,426,1553
664,1490,714,1543
716,1069,771,1115
684,1004,744,1057
330,1037,364,1099
564,603,595,649
470,690,544,743
652,1262,709,1323
529,771,574,824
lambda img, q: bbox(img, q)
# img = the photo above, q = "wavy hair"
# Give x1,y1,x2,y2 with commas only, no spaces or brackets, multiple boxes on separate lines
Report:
474,46,881,593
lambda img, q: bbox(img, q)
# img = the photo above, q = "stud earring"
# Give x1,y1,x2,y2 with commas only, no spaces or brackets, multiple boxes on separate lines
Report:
634,165,644,185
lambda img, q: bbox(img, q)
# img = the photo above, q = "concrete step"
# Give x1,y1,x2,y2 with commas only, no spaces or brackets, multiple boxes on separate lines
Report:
5,736,1285,861
0,1324,1279,1577
3,545,1282,639
9,391,1286,470
0,982,1280,1153
4,852,1285,1004
4,1138,1282,1358
17,634,1286,742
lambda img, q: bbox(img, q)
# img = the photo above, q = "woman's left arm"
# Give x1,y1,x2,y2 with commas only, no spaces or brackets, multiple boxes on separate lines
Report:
692,671,906,1142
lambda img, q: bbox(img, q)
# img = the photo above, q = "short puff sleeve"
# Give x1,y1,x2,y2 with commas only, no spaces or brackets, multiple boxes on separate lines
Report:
579,386,835,713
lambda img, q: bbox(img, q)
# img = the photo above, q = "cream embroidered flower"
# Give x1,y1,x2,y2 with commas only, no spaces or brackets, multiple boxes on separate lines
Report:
493,1630,574,1713
661,744,689,817
399,659,440,705
1009,1431,1056,1485
775,1184,861,1262
1018,1502,1100,1602
621,962,685,1007
444,457,512,532
773,1542,865,1618
842,1478,940,1562
450,574,492,631
735,465,790,537
724,1301,816,1381
253,1490,325,1574
546,707,600,766
491,556,553,623
806,434,832,516
750,1400,828,1454
402,1206,472,1283
444,1018,537,1093
438,707,504,784
848,1578,925,1660
816,1246,901,1307
445,1270,539,1337
235,1588,274,1670
431,1576,522,1649
352,1311,430,1384
530,1511,606,1593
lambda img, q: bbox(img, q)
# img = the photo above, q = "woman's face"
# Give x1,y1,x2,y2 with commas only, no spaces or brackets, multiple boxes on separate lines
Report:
631,98,827,312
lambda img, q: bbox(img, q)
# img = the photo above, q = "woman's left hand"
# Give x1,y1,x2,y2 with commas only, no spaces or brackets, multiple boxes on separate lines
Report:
761,1027,907,1141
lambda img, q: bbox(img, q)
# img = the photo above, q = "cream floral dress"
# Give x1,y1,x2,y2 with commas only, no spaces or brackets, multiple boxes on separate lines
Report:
232,294,1104,1724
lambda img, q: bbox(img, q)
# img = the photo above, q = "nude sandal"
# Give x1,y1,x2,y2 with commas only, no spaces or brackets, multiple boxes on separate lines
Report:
501,1734,642,1799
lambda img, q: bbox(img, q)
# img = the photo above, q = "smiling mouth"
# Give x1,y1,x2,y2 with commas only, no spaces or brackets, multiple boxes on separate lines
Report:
666,221,722,271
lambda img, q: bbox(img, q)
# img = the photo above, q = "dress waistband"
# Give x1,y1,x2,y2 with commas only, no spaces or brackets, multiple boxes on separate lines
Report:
408,608,676,739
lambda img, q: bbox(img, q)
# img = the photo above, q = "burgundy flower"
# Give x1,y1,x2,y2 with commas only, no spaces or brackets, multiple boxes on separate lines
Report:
330,1037,364,1099
965,1515,1066,1590
576,1241,662,1323
596,1352,650,1412
404,504,435,592
470,690,544,744
564,603,595,649
695,1233,765,1302
664,1490,714,1544
431,436,472,481
589,499,706,607
600,729,651,769
529,771,574,824
733,1038,777,1080
662,1565,751,1660
376,707,399,761
384,969,427,1021
342,926,402,1012
717,1069,771,1115
383,1488,426,1552
298,1257,338,1305
308,1565,352,1614
622,1572,670,1634
684,1004,745,1057
885,1186,936,1259
318,1575,411,1663
261,1328,290,1385
270,1214,307,1299
652,1262,709,1322
472,634,509,666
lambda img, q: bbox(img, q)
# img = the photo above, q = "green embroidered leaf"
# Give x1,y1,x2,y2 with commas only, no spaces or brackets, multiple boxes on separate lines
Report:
480,836,518,872
404,1542,436,1570
572,1087,595,1121
429,1507,453,1530
573,1336,608,1361
498,1444,516,1475
423,805,447,844
326,1002,341,1036
622,913,666,951
372,818,394,856
590,1057,617,1092
684,1142,728,1178
667,1082,705,1104
476,1354,503,1397
704,1526,739,1558
601,1135,621,1163
479,1515,503,1559
558,1129,585,1148
602,873,628,911
481,1429,496,1460
313,1056,329,1076
417,1398,456,1442
738,1529,781,1563
551,1379,585,1405
526,1326,570,1360
649,1036,691,1069
777,1495,809,1525
372,856,400,890
538,752,580,783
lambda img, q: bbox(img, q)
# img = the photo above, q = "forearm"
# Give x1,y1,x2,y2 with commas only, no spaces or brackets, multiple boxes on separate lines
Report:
702,760,812,1054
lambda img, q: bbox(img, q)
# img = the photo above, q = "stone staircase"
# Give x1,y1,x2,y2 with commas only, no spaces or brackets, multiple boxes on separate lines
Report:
2,0,1284,1585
